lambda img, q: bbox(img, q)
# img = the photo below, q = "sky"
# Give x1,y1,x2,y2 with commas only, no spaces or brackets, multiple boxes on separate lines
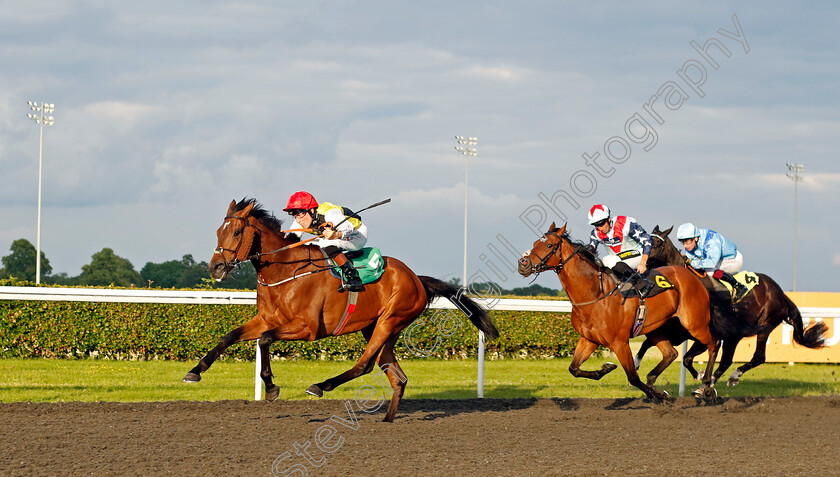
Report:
1,1,838,292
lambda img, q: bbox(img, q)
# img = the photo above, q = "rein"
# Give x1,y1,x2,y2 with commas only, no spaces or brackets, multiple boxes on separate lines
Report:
216,214,334,286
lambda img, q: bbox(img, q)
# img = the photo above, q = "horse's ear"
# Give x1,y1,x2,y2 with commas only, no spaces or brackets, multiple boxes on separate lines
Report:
557,223,567,235
226,200,236,215
240,201,255,216
662,226,673,237
548,222,556,232
653,225,660,234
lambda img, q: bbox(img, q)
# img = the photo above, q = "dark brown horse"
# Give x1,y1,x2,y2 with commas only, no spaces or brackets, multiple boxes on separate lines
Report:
518,223,719,400
639,225,826,386
183,198,499,422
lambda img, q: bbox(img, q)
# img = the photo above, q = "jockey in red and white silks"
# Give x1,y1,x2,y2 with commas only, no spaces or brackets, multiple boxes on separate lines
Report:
587,204,652,274
283,191,367,292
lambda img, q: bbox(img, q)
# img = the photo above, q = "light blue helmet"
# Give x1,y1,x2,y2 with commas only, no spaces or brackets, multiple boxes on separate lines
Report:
676,223,700,240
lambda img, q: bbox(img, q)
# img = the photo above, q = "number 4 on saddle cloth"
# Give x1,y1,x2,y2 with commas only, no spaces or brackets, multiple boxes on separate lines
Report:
716,271,760,303
320,247,386,285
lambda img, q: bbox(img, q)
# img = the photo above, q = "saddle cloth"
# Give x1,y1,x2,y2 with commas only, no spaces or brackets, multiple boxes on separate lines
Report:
320,247,386,285
718,270,759,301
618,270,674,299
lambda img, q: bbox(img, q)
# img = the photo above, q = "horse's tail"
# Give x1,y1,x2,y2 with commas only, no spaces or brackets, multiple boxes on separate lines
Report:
418,276,499,340
783,294,827,349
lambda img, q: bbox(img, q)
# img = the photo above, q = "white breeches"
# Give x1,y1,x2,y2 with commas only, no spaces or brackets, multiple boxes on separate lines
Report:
602,251,642,270
705,250,743,274
311,224,368,251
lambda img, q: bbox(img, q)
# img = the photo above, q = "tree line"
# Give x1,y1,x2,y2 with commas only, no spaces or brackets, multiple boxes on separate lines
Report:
0,238,255,289
1,238,563,296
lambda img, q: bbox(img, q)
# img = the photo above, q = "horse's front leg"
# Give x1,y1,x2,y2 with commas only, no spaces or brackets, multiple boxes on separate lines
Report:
610,340,670,401
183,315,269,382
692,340,721,401
257,321,313,401
569,336,618,380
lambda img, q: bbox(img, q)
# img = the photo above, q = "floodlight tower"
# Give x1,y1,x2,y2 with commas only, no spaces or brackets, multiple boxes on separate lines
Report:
27,101,56,285
785,163,804,291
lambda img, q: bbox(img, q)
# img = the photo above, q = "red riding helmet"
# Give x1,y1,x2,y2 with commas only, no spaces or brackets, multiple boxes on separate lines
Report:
284,191,318,211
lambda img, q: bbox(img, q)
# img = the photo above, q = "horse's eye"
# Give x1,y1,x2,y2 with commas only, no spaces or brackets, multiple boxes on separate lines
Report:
546,242,554,249
233,229,242,237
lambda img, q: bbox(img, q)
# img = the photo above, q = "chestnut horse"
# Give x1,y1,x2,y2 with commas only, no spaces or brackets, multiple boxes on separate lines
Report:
518,223,719,400
638,225,826,386
183,198,499,422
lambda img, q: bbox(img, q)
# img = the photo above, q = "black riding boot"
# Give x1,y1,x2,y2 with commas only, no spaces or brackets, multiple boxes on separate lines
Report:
613,262,653,297
718,271,748,302
325,246,365,292
338,261,365,292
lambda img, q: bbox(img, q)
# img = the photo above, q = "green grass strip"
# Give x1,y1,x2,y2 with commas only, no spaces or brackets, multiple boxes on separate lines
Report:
1,357,839,402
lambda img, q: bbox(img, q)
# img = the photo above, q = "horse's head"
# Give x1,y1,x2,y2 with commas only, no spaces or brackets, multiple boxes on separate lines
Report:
649,225,682,268
518,222,568,277
209,199,260,281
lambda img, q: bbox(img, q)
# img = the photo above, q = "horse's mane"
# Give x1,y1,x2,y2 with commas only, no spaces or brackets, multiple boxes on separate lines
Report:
233,197,286,236
560,230,603,270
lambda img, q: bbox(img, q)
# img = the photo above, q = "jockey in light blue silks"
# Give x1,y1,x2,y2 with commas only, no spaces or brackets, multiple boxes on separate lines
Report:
587,204,654,296
676,222,748,301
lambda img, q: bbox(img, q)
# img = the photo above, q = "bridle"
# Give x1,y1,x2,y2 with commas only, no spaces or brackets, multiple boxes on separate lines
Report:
213,212,334,285
213,215,259,274
521,230,621,307
522,231,584,275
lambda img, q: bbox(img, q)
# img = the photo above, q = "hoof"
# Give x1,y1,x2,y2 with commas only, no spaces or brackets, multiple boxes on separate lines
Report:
183,372,201,383
727,378,740,387
305,384,324,398
265,385,280,401
603,362,618,372
692,386,718,401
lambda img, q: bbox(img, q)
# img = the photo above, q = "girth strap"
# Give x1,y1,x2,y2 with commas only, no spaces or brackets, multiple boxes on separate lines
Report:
331,291,359,335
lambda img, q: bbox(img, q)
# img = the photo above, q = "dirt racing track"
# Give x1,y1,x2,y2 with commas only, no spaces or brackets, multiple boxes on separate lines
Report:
3,396,840,476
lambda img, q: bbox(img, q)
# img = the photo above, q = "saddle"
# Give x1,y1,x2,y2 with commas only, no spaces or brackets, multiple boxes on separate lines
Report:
612,269,675,338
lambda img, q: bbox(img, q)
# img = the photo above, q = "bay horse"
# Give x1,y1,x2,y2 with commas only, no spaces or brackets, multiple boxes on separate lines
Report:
638,225,826,386
183,198,499,422
517,223,719,400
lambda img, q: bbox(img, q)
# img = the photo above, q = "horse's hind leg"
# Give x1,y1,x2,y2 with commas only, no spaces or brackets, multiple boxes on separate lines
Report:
307,322,392,397
644,337,679,386
712,338,739,386
682,340,707,381
569,337,618,380
728,333,768,386
375,335,408,423
634,338,654,370
183,315,269,382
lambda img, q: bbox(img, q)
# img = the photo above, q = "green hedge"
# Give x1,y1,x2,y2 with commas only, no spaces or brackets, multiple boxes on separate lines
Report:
0,283,578,361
